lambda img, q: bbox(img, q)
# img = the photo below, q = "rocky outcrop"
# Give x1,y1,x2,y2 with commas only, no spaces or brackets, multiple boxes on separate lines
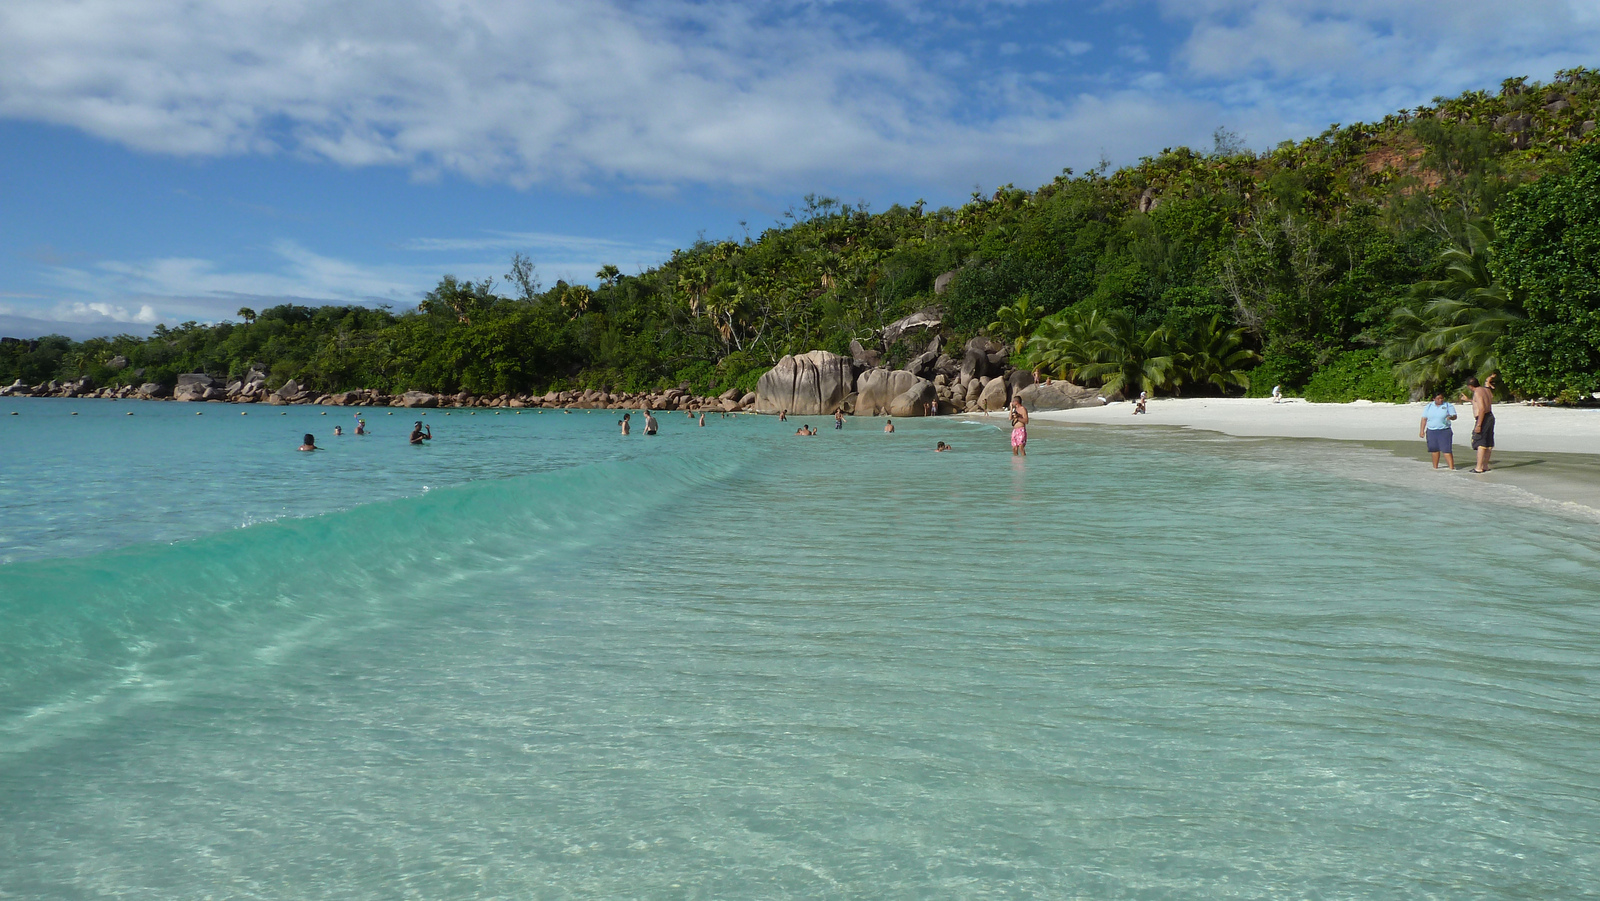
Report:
933,270,958,295
855,368,922,416
959,336,1004,383
888,380,938,417
754,350,857,415
881,307,941,345
977,377,1010,411
1016,382,1105,411
848,338,881,368
400,391,439,408
173,373,218,401
138,382,169,398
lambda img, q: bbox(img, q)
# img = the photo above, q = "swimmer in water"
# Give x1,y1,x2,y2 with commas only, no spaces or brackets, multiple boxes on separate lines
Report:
620,412,631,436
354,418,366,435
333,425,343,436
935,441,951,452
699,412,705,427
299,433,317,451
884,419,895,433
643,409,658,435
409,421,432,445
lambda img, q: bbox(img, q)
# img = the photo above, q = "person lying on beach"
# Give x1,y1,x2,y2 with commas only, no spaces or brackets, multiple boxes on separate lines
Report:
409,422,431,445
935,441,951,452
884,419,895,433
299,433,317,451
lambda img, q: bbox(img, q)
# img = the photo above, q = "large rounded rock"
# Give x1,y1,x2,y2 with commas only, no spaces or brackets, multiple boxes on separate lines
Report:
754,350,856,415
888,380,938,417
855,368,922,416
400,391,439,408
978,376,1010,411
1016,382,1105,410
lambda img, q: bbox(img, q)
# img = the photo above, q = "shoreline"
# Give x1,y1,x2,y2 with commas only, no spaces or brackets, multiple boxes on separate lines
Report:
1027,397,1600,513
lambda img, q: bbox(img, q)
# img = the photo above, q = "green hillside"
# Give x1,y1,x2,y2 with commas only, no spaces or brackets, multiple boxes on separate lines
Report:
8,67,1600,403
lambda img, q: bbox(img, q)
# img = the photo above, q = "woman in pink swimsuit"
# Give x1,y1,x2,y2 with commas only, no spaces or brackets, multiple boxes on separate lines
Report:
1009,399,1028,456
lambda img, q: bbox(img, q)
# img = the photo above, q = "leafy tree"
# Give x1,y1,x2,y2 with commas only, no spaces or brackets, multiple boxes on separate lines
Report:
1385,223,1520,392
987,294,1041,354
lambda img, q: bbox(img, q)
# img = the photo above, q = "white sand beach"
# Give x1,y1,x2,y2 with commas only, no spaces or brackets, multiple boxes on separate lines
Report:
1030,397,1600,455
1025,396,1600,512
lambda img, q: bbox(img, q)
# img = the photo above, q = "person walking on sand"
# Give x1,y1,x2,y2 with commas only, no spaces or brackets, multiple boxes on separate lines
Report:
1009,398,1029,456
1420,391,1457,470
620,412,631,436
1466,375,1495,472
1271,384,1283,403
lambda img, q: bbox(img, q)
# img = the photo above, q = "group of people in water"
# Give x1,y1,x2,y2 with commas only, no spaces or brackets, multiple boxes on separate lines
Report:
297,415,426,450
770,398,1030,453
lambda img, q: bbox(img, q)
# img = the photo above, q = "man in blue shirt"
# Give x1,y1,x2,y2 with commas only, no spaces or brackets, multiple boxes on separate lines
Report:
1419,391,1457,470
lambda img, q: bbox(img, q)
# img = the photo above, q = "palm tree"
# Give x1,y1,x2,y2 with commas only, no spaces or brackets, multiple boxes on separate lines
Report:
1171,315,1257,394
988,294,1041,355
1025,307,1108,382
596,264,621,288
237,307,257,324
1385,224,1521,392
1077,310,1175,399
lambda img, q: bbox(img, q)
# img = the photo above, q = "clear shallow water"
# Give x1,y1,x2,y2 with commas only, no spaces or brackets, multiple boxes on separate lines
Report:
3,398,1599,899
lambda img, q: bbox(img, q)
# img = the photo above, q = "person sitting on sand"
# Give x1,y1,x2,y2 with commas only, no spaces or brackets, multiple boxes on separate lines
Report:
935,441,951,452
299,433,317,451
1420,391,1457,470
884,419,895,433
409,421,431,445
620,412,631,436
1133,392,1148,415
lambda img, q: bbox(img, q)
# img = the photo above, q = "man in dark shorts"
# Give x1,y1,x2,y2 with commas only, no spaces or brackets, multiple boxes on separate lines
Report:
1467,376,1494,472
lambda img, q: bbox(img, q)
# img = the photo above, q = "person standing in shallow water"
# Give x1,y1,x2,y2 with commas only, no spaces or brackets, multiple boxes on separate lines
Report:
834,409,844,430
1467,375,1495,472
884,419,894,433
1420,391,1457,470
299,433,317,451
409,421,431,445
643,409,658,435
1010,399,1029,456
620,413,631,436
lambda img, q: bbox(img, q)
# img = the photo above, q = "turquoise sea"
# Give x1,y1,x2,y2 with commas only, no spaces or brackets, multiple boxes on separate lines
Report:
3,396,1598,899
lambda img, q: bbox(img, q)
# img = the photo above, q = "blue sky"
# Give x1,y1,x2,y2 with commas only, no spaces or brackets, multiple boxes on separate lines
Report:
2,0,1598,339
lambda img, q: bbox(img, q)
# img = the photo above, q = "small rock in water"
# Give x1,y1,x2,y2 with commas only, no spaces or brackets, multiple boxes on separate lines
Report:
71,412,78,415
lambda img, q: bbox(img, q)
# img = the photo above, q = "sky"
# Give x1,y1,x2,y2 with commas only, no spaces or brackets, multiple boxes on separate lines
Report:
2,0,1598,339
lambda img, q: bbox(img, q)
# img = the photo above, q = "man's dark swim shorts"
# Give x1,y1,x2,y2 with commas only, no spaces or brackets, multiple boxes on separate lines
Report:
1473,411,1495,449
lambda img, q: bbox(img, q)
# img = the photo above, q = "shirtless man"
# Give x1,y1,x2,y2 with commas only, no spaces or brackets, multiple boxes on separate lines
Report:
883,419,895,433
643,409,658,435
409,421,431,445
1010,398,1029,456
1467,375,1495,472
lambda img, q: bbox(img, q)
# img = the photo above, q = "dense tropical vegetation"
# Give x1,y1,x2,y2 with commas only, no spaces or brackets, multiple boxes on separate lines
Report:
7,68,1600,402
